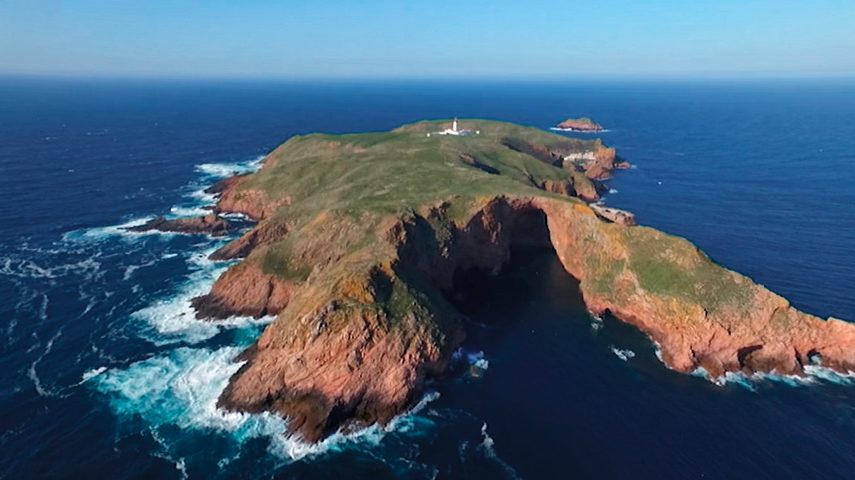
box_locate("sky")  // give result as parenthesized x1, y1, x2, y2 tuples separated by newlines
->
(1, 0, 854, 79)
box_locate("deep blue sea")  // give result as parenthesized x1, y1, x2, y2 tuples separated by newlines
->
(1, 78, 854, 479)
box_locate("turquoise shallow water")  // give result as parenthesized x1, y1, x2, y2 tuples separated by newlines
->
(0, 78, 854, 479)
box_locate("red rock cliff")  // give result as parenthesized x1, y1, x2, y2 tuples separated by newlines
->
(204, 193, 855, 443)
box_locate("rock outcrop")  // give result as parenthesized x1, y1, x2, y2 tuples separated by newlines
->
(191, 262, 295, 319)
(555, 117, 604, 132)
(126, 214, 232, 236)
(213, 176, 289, 221)
(590, 204, 636, 226)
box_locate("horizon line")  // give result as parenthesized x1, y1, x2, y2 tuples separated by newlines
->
(2, 71, 855, 84)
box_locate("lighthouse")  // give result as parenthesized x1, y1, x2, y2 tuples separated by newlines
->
(435, 117, 475, 136)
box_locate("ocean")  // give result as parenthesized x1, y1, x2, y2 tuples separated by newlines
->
(1, 77, 854, 479)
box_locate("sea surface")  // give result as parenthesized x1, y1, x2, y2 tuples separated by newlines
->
(1, 78, 854, 479)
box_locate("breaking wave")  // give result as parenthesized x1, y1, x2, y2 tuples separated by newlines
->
(692, 365, 855, 391)
(610, 347, 636, 361)
(93, 345, 442, 463)
(195, 156, 264, 179)
(63, 216, 161, 242)
(131, 238, 271, 346)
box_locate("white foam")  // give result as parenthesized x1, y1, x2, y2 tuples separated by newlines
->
(0, 255, 102, 280)
(689, 364, 855, 390)
(123, 258, 160, 281)
(608, 188, 619, 194)
(123, 240, 271, 344)
(96, 346, 442, 463)
(195, 156, 265, 179)
(169, 205, 211, 217)
(473, 358, 489, 371)
(82, 366, 107, 382)
(219, 212, 249, 220)
(96, 347, 249, 428)
(63, 216, 173, 242)
(589, 312, 604, 332)
(65, 156, 263, 244)
(477, 422, 522, 480)
(270, 389, 441, 460)
(611, 347, 636, 361)
(28, 326, 65, 398)
(132, 257, 273, 345)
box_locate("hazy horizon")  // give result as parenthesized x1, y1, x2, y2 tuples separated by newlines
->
(2, 0, 854, 80)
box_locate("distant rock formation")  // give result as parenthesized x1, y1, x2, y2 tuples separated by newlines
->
(555, 117, 604, 132)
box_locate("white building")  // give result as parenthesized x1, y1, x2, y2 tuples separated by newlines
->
(428, 117, 479, 137)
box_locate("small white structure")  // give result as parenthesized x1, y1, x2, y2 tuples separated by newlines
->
(432, 117, 478, 137)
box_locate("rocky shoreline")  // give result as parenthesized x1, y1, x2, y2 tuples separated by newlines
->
(126, 214, 233, 236)
(181, 119, 855, 443)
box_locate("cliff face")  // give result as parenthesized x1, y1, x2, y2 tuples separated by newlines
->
(213, 175, 289, 221)
(191, 119, 855, 443)
(532, 198, 855, 378)
(191, 261, 295, 319)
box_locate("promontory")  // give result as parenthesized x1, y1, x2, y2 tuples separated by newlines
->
(186, 119, 855, 443)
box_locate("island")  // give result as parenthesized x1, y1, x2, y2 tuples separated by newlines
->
(554, 117, 604, 132)
(184, 119, 855, 443)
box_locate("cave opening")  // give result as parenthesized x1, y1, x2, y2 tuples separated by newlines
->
(446, 207, 584, 324)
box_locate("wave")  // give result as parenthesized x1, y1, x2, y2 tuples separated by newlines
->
(195, 156, 265, 179)
(63, 216, 165, 242)
(588, 312, 604, 331)
(122, 257, 161, 281)
(610, 347, 636, 361)
(66, 156, 264, 244)
(133, 245, 272, 346)
(169, 205, 212, 218)
(691, 365, 855, 391)
(94, 346, 443, 464)
(81, 366, 108, 382)
(269, 388, 442, 461)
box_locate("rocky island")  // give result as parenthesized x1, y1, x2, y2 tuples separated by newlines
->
(185, 119, 855, 443)
(555, 117, 604, 132)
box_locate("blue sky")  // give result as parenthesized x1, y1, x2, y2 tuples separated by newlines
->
(1, 0, 853, 78)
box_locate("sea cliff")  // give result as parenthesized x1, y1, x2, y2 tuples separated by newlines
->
(190, 119, 855, 442)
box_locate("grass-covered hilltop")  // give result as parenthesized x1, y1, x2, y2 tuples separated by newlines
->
(190, 119, 855, 443)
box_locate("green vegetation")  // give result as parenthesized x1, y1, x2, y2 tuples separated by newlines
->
(240, 119, 600, 275)
(244, 119, 596, 218)
(619, 227, 753, 313)
(238, 119, 754, 318)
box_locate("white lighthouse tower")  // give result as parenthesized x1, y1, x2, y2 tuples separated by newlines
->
(435, 117, 474, 136)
